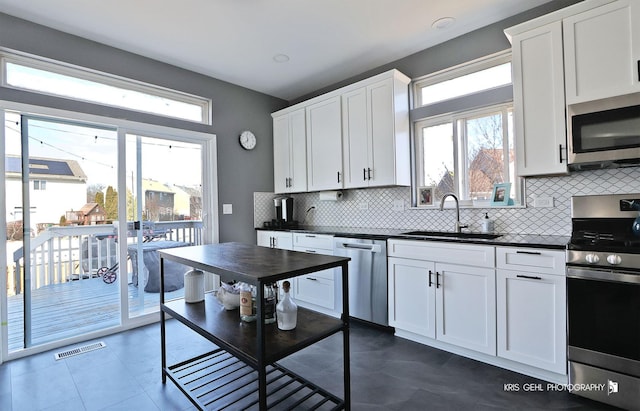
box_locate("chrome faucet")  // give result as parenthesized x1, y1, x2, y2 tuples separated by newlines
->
(439, 193, 469, 233)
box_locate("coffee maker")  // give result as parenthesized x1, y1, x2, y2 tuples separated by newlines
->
(272, 197, 296, 228)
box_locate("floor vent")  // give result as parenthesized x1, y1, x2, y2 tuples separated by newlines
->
(54, 341, 106, 360)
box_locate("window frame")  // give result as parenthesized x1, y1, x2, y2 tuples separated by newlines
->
(410, 51, 522, 208)
(413, 51, 512, 108)
(0, 50, 212, 125)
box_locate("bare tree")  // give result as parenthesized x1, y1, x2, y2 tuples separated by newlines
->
(467, 114, 505, 198)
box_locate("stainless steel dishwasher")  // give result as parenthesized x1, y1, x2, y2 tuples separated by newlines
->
(333, 237, 388, 327)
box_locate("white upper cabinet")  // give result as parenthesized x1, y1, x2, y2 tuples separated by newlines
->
(272, 69, 410, 193)
(342, 73, 410, 189)
(563, 0, 640, 104)
(505, 0, 626, 177)
(306, 96, 343, 191)
(273, 108, 307, 193)
(510, 21, 568, 176)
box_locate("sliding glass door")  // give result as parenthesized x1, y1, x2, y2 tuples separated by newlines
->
(2, 109, 213, 355)
(125, 132, 203, 318)
(4, 113, 120, 351)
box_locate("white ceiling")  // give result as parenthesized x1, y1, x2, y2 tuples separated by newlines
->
(0, 0, 553, 101)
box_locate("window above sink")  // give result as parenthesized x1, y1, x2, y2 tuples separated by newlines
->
(410, 51, 523, 209)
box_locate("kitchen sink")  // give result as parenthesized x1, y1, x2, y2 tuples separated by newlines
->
(401, 230, 502, 240)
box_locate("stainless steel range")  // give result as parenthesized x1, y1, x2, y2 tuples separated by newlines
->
(566, 194, 640, 410)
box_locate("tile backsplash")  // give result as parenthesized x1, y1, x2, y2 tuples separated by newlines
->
(254, 167, 640, 237)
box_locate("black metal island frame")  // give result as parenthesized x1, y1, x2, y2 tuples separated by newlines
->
(159, 242, 351, 410)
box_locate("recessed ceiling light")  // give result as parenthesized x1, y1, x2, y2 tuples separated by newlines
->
(273, 54, 290, 63)
(432, 17, 455, 30)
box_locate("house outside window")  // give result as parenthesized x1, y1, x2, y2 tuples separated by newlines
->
(33, 180, 46, 190)
(411, 51, 519, 206)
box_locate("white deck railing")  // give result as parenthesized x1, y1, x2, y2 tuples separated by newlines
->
(9, 221, 203, 296)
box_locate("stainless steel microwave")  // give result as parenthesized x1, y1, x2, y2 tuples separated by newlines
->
(568, 93, 640, 169)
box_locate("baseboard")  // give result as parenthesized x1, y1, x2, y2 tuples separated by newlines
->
(394, 329, 568, 385)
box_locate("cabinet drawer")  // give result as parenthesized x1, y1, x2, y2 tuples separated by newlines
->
(496, 247, 565, 276)
(293, 233, 334, 250)
(293, 246, 335, 280)
(388, 239, 495, 268)
(294, 275, 334, 309)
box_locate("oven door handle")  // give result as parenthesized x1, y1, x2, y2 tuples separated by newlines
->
(567, 266, 640, 284)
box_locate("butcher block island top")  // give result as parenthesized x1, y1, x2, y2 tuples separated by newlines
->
(158, 242, 351, 410)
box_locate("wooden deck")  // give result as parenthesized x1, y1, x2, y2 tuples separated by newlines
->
(7, 276, 184, 352)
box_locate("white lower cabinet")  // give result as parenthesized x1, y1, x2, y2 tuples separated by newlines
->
(388, 257, 436, 338)
(258, 231, 339, 316)
(256, 230, 293, 250)
(437, 263, 496, 355)
(389, 239, 567, 382)
(292, 233, 340, 318)
(496, 247, 566, 374)
(388, 240, 496, 355)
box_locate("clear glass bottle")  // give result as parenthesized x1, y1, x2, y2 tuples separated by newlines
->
(239, 282, 256, 322)
(276, 281, 297, 330)
(264, 283, 277, 324)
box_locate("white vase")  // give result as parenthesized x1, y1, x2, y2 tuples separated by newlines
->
(184, 269, 204, 303)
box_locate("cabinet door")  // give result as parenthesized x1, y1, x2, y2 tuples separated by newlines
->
(512, 21, 567, 176)
(273, 115, 291, 193)
(342, 87, 369, 189)
(292, 243, 339, 316)
(272, 232, 293, 250)
(436, 263, 496, 355)
(256, 231, 292, 250)
(388, 257, 436, 338)
(563, 0, 640, 104)
(273, 109, 307, 193)
(497, 269, 566, 374)
(368, 78, 397, 187)
(288, 108, 307, 193)
(306, 97, 343, 191)
(294, 275, 335, 309)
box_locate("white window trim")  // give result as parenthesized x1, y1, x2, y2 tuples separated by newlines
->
(0, 49, 212, 125)
(412, 104, 520, 209)
(411, 51, 523, 209)
(413, 50, 512, 108)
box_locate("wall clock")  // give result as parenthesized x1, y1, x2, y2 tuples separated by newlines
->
(239, 130, 256, 150)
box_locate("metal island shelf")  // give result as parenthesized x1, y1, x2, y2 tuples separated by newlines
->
(159, 242, 351, 410)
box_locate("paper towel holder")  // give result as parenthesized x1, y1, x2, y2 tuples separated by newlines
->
(319, 191, 343, 201)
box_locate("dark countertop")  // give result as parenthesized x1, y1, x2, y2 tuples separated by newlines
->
(256, 226, 569, 250)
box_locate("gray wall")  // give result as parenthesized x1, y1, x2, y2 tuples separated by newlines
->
(0, 12, 287, 244)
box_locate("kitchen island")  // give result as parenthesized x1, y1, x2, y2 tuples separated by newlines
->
(159, 242, 351, 410)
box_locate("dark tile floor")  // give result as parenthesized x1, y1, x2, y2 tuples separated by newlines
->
(0, 320, 617, 410)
